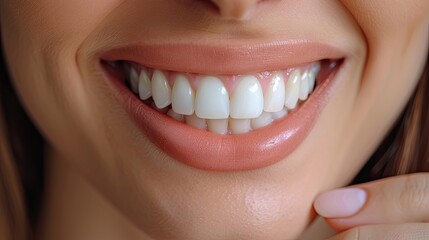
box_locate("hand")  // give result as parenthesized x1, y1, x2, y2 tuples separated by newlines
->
(313, 173, 429, 240)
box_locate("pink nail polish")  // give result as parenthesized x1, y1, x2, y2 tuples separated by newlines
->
(314, 188, 367, 218)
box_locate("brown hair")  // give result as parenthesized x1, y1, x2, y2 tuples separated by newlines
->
(353, 55, 429, 183)
(0, 46, 45, 239)
(0, 50, 428, 240)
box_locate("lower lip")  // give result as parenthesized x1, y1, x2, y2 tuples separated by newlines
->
(104, 62, 341, 171)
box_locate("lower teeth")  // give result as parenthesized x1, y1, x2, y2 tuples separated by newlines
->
(137, 97, 299, 135)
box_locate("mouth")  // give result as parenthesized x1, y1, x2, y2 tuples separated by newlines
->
(100, 42, 344, 171)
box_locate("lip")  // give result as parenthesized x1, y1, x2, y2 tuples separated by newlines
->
(100, 41, 345, 171)
(101, 40, 344, 75)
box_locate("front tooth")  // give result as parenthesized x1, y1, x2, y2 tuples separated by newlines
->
(138, 70, 152, 100)
(195, 76, 229, 119)
(299, 71, 309, 101)
(230, 75, 264, 119)
(151, 70, 172, 109)
(130, 68, 139, 94)
(251, 112, 273, 130)
(229, 119, 252, 134)
(264, 73, 286, 112)
(207, 119, 228, 135)
(185, 114, 207, 130)
(172, 75, 194, 115)
(284, 70, 301, 110)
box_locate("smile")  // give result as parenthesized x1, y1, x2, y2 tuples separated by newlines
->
(101, 41, 345, 171)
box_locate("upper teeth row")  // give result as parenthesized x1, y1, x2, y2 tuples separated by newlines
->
(126, 63, 320, 120)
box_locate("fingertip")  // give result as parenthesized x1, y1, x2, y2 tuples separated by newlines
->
(314, 188, 367, 219)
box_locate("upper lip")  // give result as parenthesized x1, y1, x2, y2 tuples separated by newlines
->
(100, 39, 345, 74)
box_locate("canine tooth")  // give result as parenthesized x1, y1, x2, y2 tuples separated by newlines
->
(264, 73, 286, 113)
(284, 70, 301, 110)
(130, 68, 139, 94)
(138, 70, 152, 100)
(251, 112, 273, 130)
(172, 75, 194, 115)
(271, 108, 288, 120)
(207, 119, 228, 135)
(230, 75, 263, 119)
(167, 109, 185, 122)
(195, 76, 229, 119)
(152, 70, 172, 109)
(185, 114, 207, 130)
(299, 71, 309, 101)
(229, 119, 252, 134)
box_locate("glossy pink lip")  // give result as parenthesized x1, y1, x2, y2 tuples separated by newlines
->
(101, 40, 344, 74)
(101, 41, 344, 171)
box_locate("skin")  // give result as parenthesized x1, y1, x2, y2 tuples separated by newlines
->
(1, 0, 429, 239)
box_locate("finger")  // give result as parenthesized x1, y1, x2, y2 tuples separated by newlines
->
(328, 223, 429, 240)
(314, 173, 429, 232)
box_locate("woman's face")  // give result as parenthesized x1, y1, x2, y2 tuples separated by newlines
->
(2, 1, 428, 239)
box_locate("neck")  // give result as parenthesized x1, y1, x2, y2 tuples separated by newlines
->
(36, 148, 149, 240)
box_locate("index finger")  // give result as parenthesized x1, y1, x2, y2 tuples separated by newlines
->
(314, 173, 429, 232)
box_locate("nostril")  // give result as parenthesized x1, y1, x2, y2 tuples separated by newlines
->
(194, 0, 221, 14)
(193, 0, 261, 20)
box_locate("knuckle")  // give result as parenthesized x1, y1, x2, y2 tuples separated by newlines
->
(397, 174, 429, 220)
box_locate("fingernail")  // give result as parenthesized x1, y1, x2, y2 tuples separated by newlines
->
(314, 188, 367, 218)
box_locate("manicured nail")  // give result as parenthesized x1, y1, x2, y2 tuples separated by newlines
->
(314, 188, 367, 218)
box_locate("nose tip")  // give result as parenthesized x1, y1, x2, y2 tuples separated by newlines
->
(210, 0, 263, 20)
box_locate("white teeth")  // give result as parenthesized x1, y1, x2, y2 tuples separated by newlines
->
(130, 68, 139, 94)
(167, 109, 185, 122)
(229, 119, 252, 134)
(299, 71, 310, 101)
(312, 62, 321, 75)
(151, 101, 170, 114)
(124, 60, 324, 134)
(271, 108, 288, 120)
(172, 75, 194, 115)
(138, 70, 152, 100)
(207, 119, 228, 135)
(308, 62, 320, 94)
(195, 76, 230, 119)
(284, 70, 301, 110)
(251, 112, 273, 130)
(264, 73, 286, 112)
(230, 75, 264, 119)
(151, 70, 172, 109)
(308, 70, 316, 93)
(185, 114, 207, 130)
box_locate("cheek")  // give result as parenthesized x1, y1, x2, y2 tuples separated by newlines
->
(341, 0, 429, 103)
(341, 0, 429, 40)
(0, 0, 125, 177)
(0, 0, 123, 129)
(332, 0, 429, 180)
(1, 1, 123, 49)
